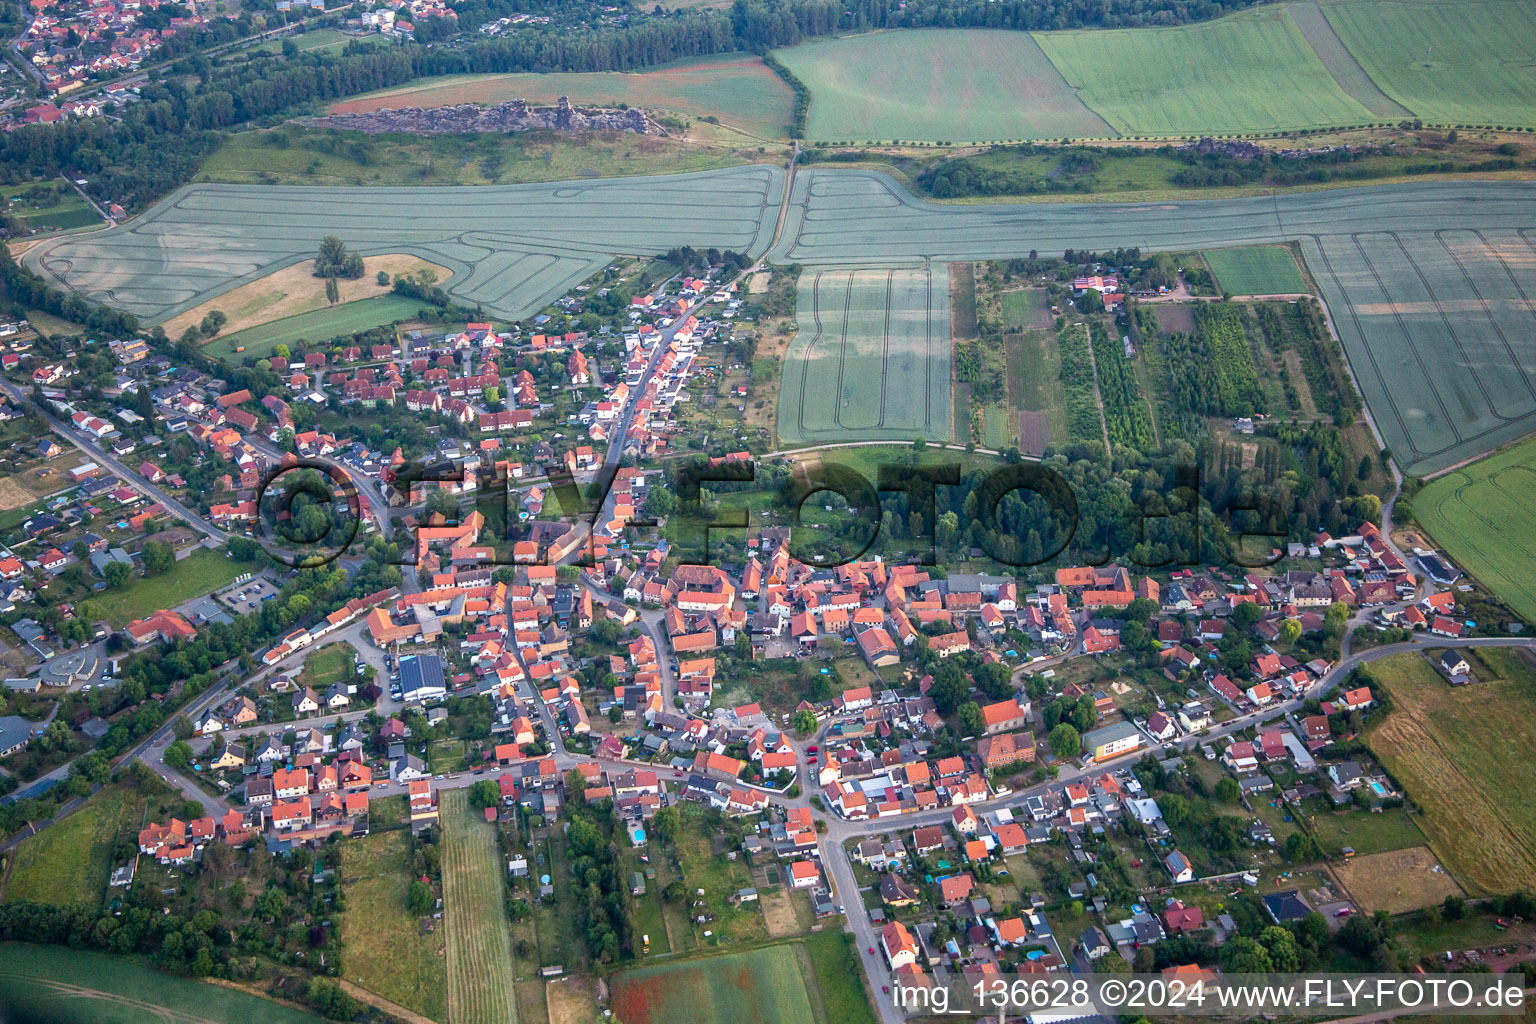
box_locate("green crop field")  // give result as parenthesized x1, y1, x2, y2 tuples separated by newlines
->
(1035, 6, 1373, 136)
(340, 828, 447, 1021)
(25, 166, 785, 325)
(1322, 0, 1536, 128)
(0, 943, 323, 1023)
(329, 55, 796, 140)
(4, 787, 140, 908)
(773, 29, 1114, 143)
(440, 788, 518, 1024)
(1287, 1, 1411, 119)
(1414, 436, 1536, 625)
(1202, 245, 1309, 296)
(1367, 650, 1536, 893)
(204, 294, 429, 361)
(89, 549, 246, 627)
(610, 945, 819, 1024)
(777, 266, 953, 446)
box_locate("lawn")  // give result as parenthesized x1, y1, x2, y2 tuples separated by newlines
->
(439, 788, 519, 1024)
(777, 266, 953, 445)
(202, 294, 432, 361)
(0, 943, 323, 1023)
(1365, 650, 1536, 893)
(1034, 5, 1374, 136)
(999, 289, 1048, 331)
(1304, 804, 1427, 857)
(1413, 435, 1536, 626)
(329, 55, 796, 141)
(1322, 0, 1536, 128)
(339, 828, 447, 1021)
(1202, 245, 1308, 297)
(3, 786, 139, 908)
(609, 945, 818, 1024)
(300, 643, 355, 692)
(88, 548, 246, 627)
(775, 29, 1114, 143)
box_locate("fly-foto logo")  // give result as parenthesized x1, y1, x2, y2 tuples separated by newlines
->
(250, 454, 1292, 572)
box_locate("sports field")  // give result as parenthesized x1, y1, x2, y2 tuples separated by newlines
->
(1414, 436, 1536, 626)
(0, 942, 323, 1023)
(329, 55, 796, 140)
(1366, 649, 1536, 893)
(1036, 6, 1372, 136)
(777, 266, 952, 446)
(610, 946, 818, 1024)
(1202, 245, 1309, 296)
(439, 788, 518, 1024)
(773, 29, 1114, 143)
(24, 166, 785, 325)
(1323, 0, 1536, 128)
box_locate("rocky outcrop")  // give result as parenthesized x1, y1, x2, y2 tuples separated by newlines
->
(299, 96, 653, 136)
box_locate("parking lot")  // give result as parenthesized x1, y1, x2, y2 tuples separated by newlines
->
(215, 574, 278, 615)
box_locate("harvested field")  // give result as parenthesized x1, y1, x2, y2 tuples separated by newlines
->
(1333, 846, 1462, 914)
(1202, 245, 1308, 296)
(546, 976, 605, 1024)
(1017, 410, 1051, 456)
(1366, 652, 1536, 894)
(1322, 0, 1536, 129)
(1414, 436, 1536, 626)
(162, 254, 450, 340)
(440, 789, 518, 1024)
(777, 266, 952, 445)
(760, 888, 801, 938)
(328, 56, 795, 140)
(1035, 6, 1373, 136)
(1151, 304, 1197, 334)
(609, 946, 817, 1024)
(0, 477, 34, 512)
(775, 29, 1114, 143)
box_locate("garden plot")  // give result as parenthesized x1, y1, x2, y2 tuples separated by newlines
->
(23, 166, 786, 325)
(777, 265, 952, 446)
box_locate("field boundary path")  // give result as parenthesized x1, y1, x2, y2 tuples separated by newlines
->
(337, 979, 440, 1024)
(440, 788, 519, 1024)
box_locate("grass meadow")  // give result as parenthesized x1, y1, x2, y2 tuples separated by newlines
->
(3, 787, 141, 908)
(328, 55, 796, 140)
(440, 788, 519, 1024)
(1202, 245, 1309, 296)
(1366, 649, 1536, 893)
(774, 29, 1114, 143)
(1413, 435, 1536, 627)
(339, 827, 448, 1021)
(89, 548, 246, 627)
(203, 294, 428, 360)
